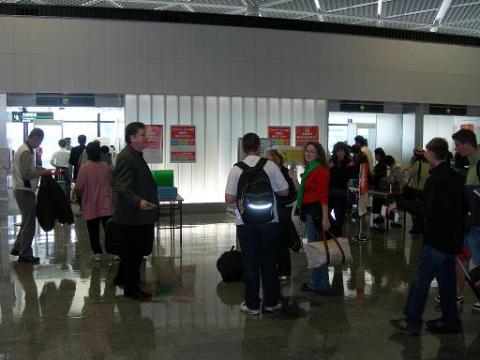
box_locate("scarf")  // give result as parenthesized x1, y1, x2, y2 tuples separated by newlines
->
(296, 160, 320, 209)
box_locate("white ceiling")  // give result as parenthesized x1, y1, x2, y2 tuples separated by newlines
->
(5, 0, 480, 38)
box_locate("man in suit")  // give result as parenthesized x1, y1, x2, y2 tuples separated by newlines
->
(113, 122, 159, 299)
(68, 134, 87, 181)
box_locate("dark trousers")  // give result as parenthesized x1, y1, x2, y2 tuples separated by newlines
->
(237, 222, 280, 310)
(86, 216, 111, 254)
(329, 195, 347, 237)
(115, 224, 154, 292)
(404, 246, 459, 330)
(277, 207, 293, 276)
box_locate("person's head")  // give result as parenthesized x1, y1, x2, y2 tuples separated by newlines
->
(412, 146, 426, 162)
(58, 139, 66, 148)
(425, 137, 450, 166)
(100, 145, 110, 154)
(242, 133, 260, 155)
(266, 149, 284, 167)
(125, 122, 147, 151)
(452, 129, 478, 158)
(331, 142, 350, 164)
(350, 144, 361, 155)
(354, 135, 366, 147)
(78, 135, 87, 145)
(374, 147, 386, 162)
(384, 155, 395, 168)
(303, 141, 328, 168)
(86, 141, 101, 162)
(27, 128, 44, 149)
(109, 145, 116, 152)
(64, 137, 71, 149)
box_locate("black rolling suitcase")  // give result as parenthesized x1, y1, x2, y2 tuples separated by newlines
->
(456, 258, 480, 301)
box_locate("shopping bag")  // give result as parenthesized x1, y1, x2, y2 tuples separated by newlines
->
(304, 232, 353, 269)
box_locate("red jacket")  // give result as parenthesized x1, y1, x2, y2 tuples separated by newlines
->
(302, 166, 330, 206)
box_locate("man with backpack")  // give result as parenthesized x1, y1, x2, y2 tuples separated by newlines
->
(452, 129, 480, 312)
(225, 133, 288, 315)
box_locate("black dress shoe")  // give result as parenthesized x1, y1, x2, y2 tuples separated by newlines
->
(390, 318, 420, 336)
(10, 249, 19, 256)
(426, 318, 462, 334)
(124, 289, 151, 300)
(18, 256, 40, 263)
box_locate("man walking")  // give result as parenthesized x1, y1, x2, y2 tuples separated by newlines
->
(391, 138, 465, 335)
(452, 129, 480, 312)
(113, 122, 159, 299)
(69, 134, 87, 181)
(11, 128, 51, 263)
(225, 133, 288, 315)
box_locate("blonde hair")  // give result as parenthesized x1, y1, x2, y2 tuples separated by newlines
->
(266, 149, 284, 166)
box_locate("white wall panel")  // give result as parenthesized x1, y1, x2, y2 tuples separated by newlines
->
(256, 98, 268, 138)
(192, 96, 205, 201)
(402, 114, 415, 165)
(166, 95, 179, 186)
(304, 100, 315, 124)
(376, 114, 403, 163)
(178, 96, 193, 202)
(205, 97, 219, 200)
(218, 97, 231, 201)
(281, 99, 292, 127)
(124, 95, 138, 125)
(231, 98, 243, 164)
(268, 98, 280, 126)
(243, 98, 255, 134)
(138, 95, 151, 124)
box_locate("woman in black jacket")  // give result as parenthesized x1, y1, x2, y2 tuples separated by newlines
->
(266, 149, 299, 280)
(329, 142, 355, 237)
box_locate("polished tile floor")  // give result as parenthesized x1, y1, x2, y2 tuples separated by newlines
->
(0, 212, 479, 360)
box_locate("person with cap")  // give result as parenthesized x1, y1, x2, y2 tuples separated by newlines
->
(11, 128, 52, 263)
(404, 146, 430, 234)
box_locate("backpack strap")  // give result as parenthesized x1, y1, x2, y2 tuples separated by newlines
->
(254, 157, 268, 170)
(235, 161, 250, 172)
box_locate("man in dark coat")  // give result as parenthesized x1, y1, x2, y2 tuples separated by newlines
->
(113, 122, 159, 300)
(391, 137, 465, 335)
(68, 134, 87, 181)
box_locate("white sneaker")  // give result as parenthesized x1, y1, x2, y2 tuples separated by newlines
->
(264, 303, 282, 313)
(240, 302, 260, 315)
(92, 254, 102, 262)
(472, 302, 480, 313)
(434, 295, 464, 305)
(111, 255, 121, 261)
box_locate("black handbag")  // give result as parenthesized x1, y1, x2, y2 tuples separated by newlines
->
(105, 219, 124, 255)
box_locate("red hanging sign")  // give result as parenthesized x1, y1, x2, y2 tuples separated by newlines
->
(295, 126, 319, 146)
(268, 126, 291, 146)
(170, 125, 196, 163)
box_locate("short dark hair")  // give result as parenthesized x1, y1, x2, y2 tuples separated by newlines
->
(28, 128, 44, 140)
(125, 122, 146, 144)
(86, 141, 101, 162)
(58, 139, 66, 148)
(100, 145, 110, 154)
(452, 129, 477, 148)
(374, 147, 386, 159)
(384, 155, 395, 167)
(78, 135, 87, 144)
(426, 137, 450, 161)
(242, 133, 260, 153)
(354, 135, 366, 146)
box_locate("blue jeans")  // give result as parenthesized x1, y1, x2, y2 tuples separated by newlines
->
(404, 246, 459, 330)
(465, 226, 480, 266)
(237, 223, 280, 310)
(306, 214, 329, 292)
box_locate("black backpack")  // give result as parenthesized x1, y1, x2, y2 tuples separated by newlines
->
(217, 246, 243, 282)
(235, 158, 275, 224)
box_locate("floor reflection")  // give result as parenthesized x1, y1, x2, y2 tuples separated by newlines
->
(0, 213, 479, 359)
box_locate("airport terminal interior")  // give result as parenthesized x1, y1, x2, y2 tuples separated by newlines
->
(0, 1, 480, 359)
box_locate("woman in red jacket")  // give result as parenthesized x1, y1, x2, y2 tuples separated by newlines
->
(297, 141, 331, 294)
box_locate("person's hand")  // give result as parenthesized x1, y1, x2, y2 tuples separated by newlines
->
(139, 199, 155, 211)
(322, 216, 330, 232)
(39, 169, 52, 176)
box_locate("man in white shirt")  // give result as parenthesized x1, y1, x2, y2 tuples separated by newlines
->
(50, 139, 71, 186)
(225, 133, 288, 315)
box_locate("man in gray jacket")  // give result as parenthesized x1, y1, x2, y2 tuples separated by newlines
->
(11, 128, 51, 263)
(113, 122, 159, 299)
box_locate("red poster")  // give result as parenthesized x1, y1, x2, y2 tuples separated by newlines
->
(460, 124, 474, 131)
(295, 126, 319, 146)
(143, 125, 163, 163)
(268, 126, 291, 146)
(170, 125, 196, 163)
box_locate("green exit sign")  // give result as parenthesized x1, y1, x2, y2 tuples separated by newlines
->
(12, 112, 54, 123)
